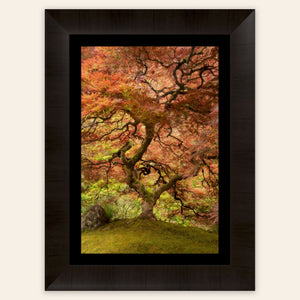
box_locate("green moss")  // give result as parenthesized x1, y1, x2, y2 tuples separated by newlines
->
(140, 185, 152, 202)
(81, 218, 218, 254)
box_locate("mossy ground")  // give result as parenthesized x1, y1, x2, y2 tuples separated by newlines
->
(81, 218, 218, 254)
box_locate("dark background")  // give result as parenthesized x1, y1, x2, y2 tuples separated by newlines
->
(70, 35, 230, 266)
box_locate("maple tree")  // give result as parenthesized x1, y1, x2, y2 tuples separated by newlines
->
(81, 46, 219, 222)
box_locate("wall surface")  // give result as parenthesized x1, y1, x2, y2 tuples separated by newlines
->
(1, 1, 300, 299)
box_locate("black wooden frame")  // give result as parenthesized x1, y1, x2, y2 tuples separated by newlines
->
(45, 9, 255, 290)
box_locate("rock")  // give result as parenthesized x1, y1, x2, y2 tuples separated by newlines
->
(81, 205, 109, 231)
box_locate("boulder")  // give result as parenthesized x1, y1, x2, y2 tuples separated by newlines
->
(81, 204, 109, 231)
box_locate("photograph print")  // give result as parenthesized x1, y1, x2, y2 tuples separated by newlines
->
(80, 46, 220, 254)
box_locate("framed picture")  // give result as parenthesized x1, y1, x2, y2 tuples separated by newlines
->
(45, 9, 255, 290)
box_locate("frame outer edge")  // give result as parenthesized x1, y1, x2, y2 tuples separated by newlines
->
(230, 10, 255, 290)
(45, 11, 70, 290)
(45, 9, 255, 290)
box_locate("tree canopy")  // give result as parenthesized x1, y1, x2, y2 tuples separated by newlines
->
(81, 46, 219, 224)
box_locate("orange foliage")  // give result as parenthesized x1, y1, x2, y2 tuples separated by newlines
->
(81, 46, 219, 217)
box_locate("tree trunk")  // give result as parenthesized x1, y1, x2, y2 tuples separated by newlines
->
(139, 200, 156, 220)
